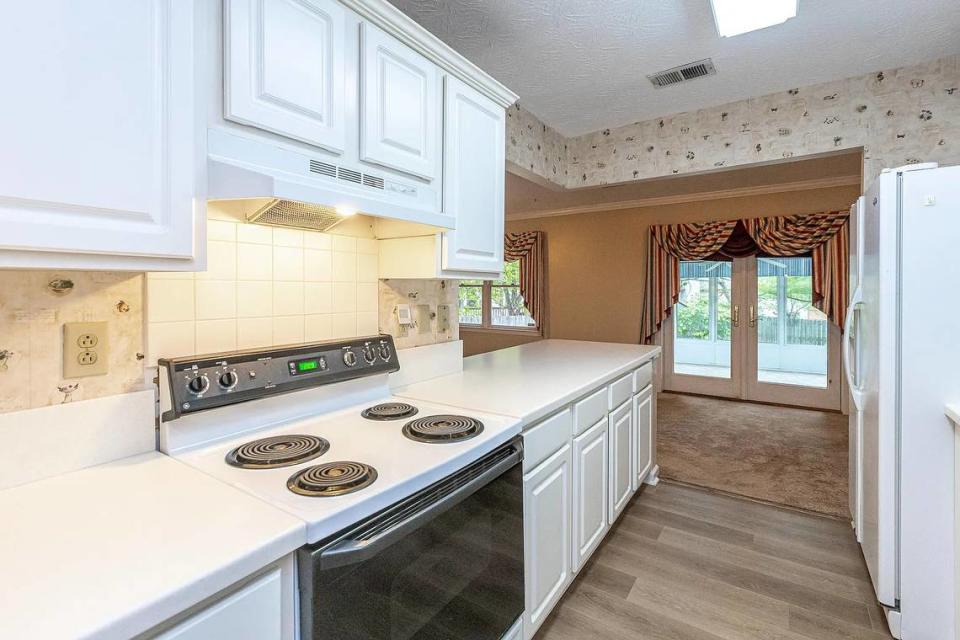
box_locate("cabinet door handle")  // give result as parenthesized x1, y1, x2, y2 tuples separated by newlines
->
(749, 305, 757, 328)
(732, 305, 740, 327)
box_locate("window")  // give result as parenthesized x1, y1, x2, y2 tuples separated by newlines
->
(458, 261, 537, 331)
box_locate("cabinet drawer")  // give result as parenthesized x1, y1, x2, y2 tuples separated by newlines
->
(574, 387, 607, 436)
(523, 409, 572, 473)
(608, 373, 633, 410)
(633, 362, 652, 393)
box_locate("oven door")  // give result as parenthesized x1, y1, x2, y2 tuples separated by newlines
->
(298, 438, 524, 640)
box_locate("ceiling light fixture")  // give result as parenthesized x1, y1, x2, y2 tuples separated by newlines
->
(710, 0, 797, 37)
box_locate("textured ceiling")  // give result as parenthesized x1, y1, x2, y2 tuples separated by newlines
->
(391, 0, 960, 136)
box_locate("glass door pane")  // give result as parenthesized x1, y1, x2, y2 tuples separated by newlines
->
(755, 257, 828, 388)
(673, 260, 733, 379)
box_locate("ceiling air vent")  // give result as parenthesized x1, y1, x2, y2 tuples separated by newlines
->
(648, 58, 716, 88)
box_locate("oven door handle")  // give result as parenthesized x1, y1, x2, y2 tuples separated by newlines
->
(319, 443, 522, 570)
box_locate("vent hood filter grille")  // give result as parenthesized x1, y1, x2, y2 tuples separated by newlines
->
(248, 199, 346, 232)
(648, 58, 717, 88)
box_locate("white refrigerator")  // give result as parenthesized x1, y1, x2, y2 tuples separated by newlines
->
(845, 163, 960, 639)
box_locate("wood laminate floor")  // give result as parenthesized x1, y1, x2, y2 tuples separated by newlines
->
(534, 481, 890, 640)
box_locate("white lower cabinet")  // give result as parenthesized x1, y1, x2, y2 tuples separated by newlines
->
(633, 385, 654, 490)
(608, 399, 633, 523)
(521, 362, 658, 637)
(572, 418, 609, 572)
(523, 443, 572, 640)
(154, 568, 282, 640)
(147, 555, 297, 640)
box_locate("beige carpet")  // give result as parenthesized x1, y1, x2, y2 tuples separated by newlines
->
(657, 392, 849, 517)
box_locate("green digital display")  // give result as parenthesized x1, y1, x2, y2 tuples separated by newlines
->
(297, 360, 319, 372)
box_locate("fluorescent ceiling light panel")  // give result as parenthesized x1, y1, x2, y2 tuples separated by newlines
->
(710, 0, 798, 37)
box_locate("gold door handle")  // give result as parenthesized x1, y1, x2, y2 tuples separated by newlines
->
(732, 305, 740, 327)
(749, 305, 757, 328)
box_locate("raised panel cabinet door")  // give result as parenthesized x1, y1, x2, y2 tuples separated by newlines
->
(360, 22, 439, 181)
(609, 399, 633, 523)
(0, 0, 199, 262)
(572, 417, 609, 573)
(441, 76, 505, 274)
(633, 386, 654, 491)
(156, 567, 283, 639)
(225, 0, 346, 153)
(523, 443, 571, 640)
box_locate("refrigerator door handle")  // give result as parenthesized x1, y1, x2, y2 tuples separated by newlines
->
(843, 286, 865, 410)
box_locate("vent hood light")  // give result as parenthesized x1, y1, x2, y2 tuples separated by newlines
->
(335, 204, 357, 217)
(710, 0, 797, 37)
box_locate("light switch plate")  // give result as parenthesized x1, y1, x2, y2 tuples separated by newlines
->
(415, 304, 432, 334)
(63, 321, 109, 378)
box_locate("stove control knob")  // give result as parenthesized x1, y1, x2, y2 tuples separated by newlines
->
(218, 370, 239, 390)
(342, 350, 357, 367)
(186, 374, 210, 396)
(362, 345, 377, 364)
(378, 343, 392, 362)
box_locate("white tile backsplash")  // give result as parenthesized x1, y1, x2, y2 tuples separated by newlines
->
(236, 243, 272, 280)
(273, 281, 305, 316)
(195, 281, 237, 320)
(196, 319, 237, 354)
(331, 282, 357, 313)
(332, 252, 357, 282)
(273, 246, 304, 281)
(304, 249, 333, 282)
(147, 220, 381, 363)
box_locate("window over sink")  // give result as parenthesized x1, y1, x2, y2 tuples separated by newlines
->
(459, 261, 538, 332)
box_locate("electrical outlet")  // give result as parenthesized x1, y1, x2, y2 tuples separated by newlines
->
(63, 321, 109, 378)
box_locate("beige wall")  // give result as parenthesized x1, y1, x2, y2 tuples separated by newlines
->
(463, 183, 860, 356)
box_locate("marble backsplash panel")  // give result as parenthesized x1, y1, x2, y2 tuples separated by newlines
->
(379, 279, 458, 351)
(0, 271, 145, 413)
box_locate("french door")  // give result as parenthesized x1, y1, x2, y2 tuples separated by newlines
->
(663, 256, 842, 410)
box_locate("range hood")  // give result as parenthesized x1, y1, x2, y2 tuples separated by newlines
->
(207, 128, 454, 231)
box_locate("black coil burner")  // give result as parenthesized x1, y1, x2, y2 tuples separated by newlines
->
(225, 434, 329, 469)
(287, 461, 378, 497)
(402, 415, 484, 443)
(361, 402, 419, 421)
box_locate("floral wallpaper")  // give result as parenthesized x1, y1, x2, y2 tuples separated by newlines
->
(506, 103, 570, 184)
(507, 55, 960, 189)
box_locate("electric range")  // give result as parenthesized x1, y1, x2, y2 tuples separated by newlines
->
(158, 335, 521, 543)
(158, 336, 525, 640)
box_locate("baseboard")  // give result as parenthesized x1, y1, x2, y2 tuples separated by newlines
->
(644, 464, 661, 486)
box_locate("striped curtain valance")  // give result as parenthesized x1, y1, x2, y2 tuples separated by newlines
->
(640, 210, 850, 344)
(504, 231, 544, 328)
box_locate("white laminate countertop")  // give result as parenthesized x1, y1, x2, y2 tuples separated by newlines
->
(0, 452, 305, 640)
(396, 339, 661, 426)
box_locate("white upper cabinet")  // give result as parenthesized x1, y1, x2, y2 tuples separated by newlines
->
(224, 0, 347, 154)
(0, 0, 203, 270)
(359, 23, 440, 181)
(441, 76, 506, 275)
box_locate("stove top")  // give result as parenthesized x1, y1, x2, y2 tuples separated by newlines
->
(402, 415, 484, 443)
(360, 402, 418, 421)
(171, 395, 519, 542)
(225, 434, 330, 469)
(287, 461, 378, 497)
(158, 336, 522, 543)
